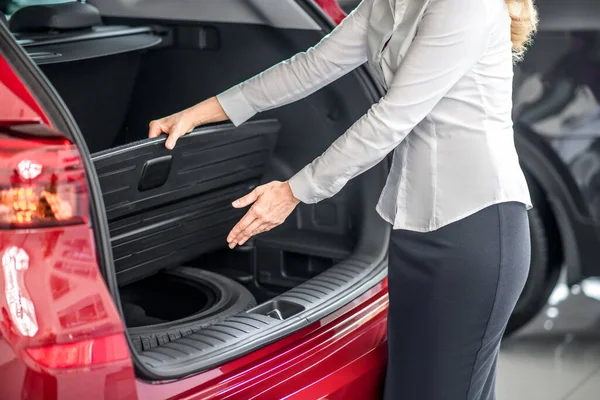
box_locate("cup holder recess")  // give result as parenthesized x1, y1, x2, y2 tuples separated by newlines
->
(249, 300, 305, 321)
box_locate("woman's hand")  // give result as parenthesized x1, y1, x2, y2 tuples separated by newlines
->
(227, 181, 300, 248)
(148, 110, 195, 150)
(148, 97, 228, 149)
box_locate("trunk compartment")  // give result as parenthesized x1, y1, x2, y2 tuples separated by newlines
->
(14, 6, 389, 377)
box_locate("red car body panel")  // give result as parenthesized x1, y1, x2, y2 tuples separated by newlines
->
(0, 2, 390, 398)
(0, 55, 137, 400)
(136, 282, 388, 400)
(314, 0, 347, 25)
(0, 55, 48, 125)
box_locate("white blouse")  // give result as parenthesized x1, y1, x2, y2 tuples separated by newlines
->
(217, 0, 533, 232)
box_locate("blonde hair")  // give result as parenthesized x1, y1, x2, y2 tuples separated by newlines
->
(505, 0, 539, 59)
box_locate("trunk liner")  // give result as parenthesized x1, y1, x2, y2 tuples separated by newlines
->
(92, 120, 279, 284)
(135, 257, 381, 375)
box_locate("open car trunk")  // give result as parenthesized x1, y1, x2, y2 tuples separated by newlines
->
(14, 1, 389, 380)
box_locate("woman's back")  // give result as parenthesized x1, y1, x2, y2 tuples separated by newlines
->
(380, 0, 530, 231)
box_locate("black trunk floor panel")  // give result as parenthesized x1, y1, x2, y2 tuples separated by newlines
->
(92, 120, 279, 285)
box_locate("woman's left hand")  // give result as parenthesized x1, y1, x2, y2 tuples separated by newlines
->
(227, 181, 300, 248)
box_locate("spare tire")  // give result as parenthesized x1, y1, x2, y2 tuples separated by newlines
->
(120, 267, 256, 352)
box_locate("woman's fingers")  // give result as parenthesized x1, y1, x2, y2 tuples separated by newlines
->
(148, 120, 165, 139)
(232, 187, 262, 209)
(227, 210, 257, 248)
(236, 220, 270, 247)
(165, 126, 186, 150)
(227, 181, 300, 249)
(228, 187, 266, 247)
(148, 113, 193, 149)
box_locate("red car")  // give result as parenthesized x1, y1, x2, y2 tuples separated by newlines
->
(0, 1, 389, 399)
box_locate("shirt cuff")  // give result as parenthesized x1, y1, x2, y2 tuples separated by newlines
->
(288, 165, 324, 204)
(216, 85, 257, 127)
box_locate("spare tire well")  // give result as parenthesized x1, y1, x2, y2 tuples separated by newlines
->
(124, 267, 257, 353)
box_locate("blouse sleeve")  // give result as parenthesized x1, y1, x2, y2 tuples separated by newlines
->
(288, 0, 492, 203)
(216, 0, 373, 126)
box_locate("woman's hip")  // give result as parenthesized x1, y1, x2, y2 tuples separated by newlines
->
(386, 201, 531, 347)
(388, 201, 530, 290)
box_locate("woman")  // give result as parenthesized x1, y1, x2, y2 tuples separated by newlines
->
(148, 0, 538, 398)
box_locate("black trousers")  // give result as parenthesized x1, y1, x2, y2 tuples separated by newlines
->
(383, 202, 530, 400)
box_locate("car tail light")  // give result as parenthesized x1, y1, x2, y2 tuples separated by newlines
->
(314, 0, 347, 25)
(0, 54, 131, 375)
(0, 129, 87, 228)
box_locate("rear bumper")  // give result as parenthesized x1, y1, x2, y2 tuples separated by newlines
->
(135, 279, 389, 400)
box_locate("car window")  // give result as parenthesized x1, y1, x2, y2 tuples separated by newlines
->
(0, 0, 76, 17)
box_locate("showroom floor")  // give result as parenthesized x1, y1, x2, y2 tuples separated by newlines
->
(497, 276, 600, 399)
